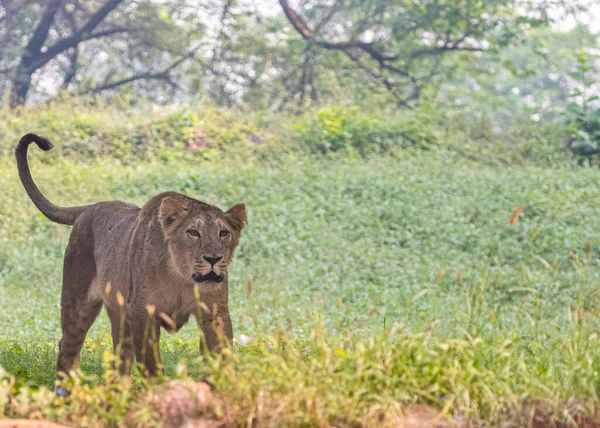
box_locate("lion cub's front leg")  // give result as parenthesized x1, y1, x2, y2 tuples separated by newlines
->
(197, 298, 233, 353)
(129, 305, 164, 377)
(106, 309, 135, 376)
(199, 313, 233, 353)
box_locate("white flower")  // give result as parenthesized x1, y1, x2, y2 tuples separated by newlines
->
(237, 334, 251, 346)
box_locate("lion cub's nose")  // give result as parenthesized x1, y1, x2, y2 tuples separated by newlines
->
(203, 255, 223, 266)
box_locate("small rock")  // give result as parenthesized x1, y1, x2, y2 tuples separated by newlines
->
(393, 405, 450, 428)
(125, 380, 212, 428)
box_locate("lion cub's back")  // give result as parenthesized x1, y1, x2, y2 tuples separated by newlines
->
(79, 201, 141, 304)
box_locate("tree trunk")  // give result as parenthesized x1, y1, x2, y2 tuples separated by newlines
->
(10, 66, 34, 108)
(9, 0, 63, 107)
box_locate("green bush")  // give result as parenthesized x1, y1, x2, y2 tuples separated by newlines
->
(1, 99, 600, 425)
(294, 106, 439, 155)
(0, 96, 580, 167)
(565, 51, 600, 162)
(0, 98, 265, 161)
(567, 107, 600, 160)
(431, 105, 572, 167)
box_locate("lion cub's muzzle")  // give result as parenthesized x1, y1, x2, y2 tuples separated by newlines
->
(191, 255, 226, 283)
(192, 271, 225, 283)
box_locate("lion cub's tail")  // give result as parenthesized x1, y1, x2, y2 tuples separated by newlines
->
(16, 134, 89, 225)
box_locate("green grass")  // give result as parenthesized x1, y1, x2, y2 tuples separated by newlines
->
(1, 139, 600, 425)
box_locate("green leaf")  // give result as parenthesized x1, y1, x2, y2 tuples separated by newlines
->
(570, 88, 582, 97)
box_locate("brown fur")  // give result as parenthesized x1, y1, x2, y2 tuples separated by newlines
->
(16, 134, 247, 382)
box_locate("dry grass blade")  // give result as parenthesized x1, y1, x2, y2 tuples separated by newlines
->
(510, 206, 524, 225)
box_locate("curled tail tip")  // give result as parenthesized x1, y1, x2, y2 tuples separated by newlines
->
(18, 133, 53, 152)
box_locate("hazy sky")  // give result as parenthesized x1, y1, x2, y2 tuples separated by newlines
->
(554, 4, 600, 32)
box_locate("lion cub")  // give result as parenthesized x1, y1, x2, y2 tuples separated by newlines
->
(16, 134, 246, 382)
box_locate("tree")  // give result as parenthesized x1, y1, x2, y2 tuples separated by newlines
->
(1, 0, 593, 110)
(0, 0, 206, 106)
(277, 0, 592, 107)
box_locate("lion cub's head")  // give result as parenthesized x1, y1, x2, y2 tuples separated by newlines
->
(158, 195, 246, 286)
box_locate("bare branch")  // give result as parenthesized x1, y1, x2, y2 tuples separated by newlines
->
(32, 0, 125, 70)
(90, 72, 169, 93)
(279, 0, 398, 61)
(343, 49, 417, 107)
(410, 34, 484, 59)
(207, 0, 234, 72)
(278, 0, 495, 106)
(313, 0, 343, 34)
(71, 0, 91, 16)
(88, 27, 137, 39)
(25, 0, 62, 58)
(62, 47, 78, 90)
(85, 51, 195, 94)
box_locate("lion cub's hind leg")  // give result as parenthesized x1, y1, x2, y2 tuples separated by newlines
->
(56, 230, 102, 384)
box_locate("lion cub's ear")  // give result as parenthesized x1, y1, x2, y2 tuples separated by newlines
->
(159, 196, 189, 237)
(225, 203, 247, 232)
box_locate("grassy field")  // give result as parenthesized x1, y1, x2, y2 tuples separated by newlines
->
(1, 127, 600, 425)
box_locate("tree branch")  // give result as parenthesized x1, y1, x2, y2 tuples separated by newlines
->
(85, 52, 193, 94)
(91, 27, 136, 39)
(279, 0, 398, 62)
(25, 0, 62, 58)
(410, 34, 484, 59)
(313, 0, 343, 34)
(207, 0, 233, 72)
(90, 72, 169, 93)
(32, 0, 125, 70)
(62, 46, 78, 90)
(343, 48, 417, 107)
(278, 0, 494, 107)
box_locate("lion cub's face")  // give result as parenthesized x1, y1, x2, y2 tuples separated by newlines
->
(158, 196, 246, 285)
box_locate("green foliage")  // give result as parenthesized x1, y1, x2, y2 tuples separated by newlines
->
(0, 133, 597, 418)
(0, 97, 575, 169)
(0, 99, 264, 161)
(294, 106, 438, 155)
(2, 0, 587, 111)
(440, 26, 599, 129)
(3, 322, 600, 426)
(0, 0, 209, 105)
(0, 101, 595, 424)
(564, 51, 600, 161)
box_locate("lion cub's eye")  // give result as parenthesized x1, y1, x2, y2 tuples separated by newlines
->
(187, 229, 200, 238)
(219, 230, 230, 238)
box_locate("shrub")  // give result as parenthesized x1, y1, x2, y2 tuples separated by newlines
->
(294, 106, 439, 155)
(565, 51, 600, 162)
(0, 98, 265, 161)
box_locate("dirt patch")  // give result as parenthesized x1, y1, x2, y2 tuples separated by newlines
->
(499, 398, 600, 427)
(0, 422, 70, 428)
(376, 404, 454, 427)
(125, 380, 213, 427)
(186, 129, 208, 152)
(123, 380, 459, 427)
(6, 386, 600, 428)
